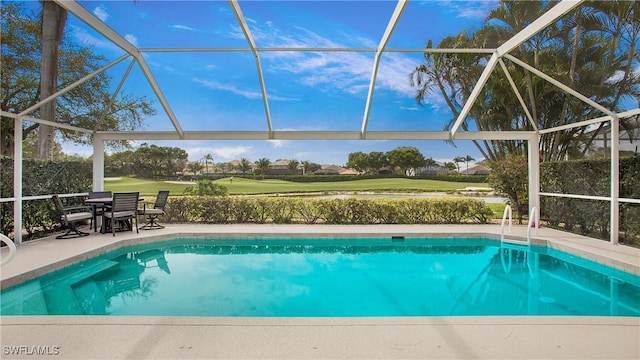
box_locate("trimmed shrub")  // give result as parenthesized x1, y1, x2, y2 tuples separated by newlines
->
(1, 157, 92, 238)
(540, 156, 640, 246)
(162, 196, 493, 225)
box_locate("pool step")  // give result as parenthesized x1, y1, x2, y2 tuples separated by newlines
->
(72, 281, 108, 315)
(42, 260, 119, 315)
(0, 280, 48, 315)
(58, 260, 120, 286)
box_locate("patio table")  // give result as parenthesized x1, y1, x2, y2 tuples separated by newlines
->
(85, 197, 144, 233)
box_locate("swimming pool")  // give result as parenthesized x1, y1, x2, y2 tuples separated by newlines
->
(2, 237, 639, 316)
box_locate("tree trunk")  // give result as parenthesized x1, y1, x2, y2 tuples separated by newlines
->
(38, 1, 67, 159)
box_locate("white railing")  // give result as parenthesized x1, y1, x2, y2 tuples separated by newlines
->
(527, 206, 539, 244)
(0, 233, 17, 266)
(500, 204, 512, 243)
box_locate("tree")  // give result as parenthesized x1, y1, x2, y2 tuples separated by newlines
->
(105, 144, 187, 178)
(183, 180, 228, 196)
(424, 157, 437, 174)
(1, 3, 155, 157)
(217, 162, 229, 175)
(186, 161, 203, 176)
(237, 157, 252, 174)
(487, 154, 529, 223)
(443, 162, 457, 173)
(453, 156, 465, 173)
(302, 160, 321, 174)
(202, 154, 213, 175)
(410, 0, 639, 162)
(254, 157, 271, 177)
(287, 159, 300, 174)
(367, 151, 389, 174)
(387, 146, 424, 175)
(38, 0, 67, 159)
(346, 151, 367, 173)
(463, 155, 475, 173)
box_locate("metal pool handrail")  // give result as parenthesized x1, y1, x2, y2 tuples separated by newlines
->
(501, 204, 512, 243)
(0, 233, 17, 266)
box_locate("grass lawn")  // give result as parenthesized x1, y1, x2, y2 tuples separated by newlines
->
(105, 176, 490, 196)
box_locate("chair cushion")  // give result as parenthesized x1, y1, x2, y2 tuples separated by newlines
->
(64, 212, 93, 222)
(141, 209, 164, 215)
(104, 210, 136, 218)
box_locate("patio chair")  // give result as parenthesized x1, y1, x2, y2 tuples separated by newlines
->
(88, 191, 112, 232)
(102, 192, 140, 236)
(52, 195, 93, 239)
(139, 191, 169, 230)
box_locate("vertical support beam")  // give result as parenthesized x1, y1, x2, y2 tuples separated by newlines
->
(528, 133, 540, 228)
(610, 115, 619, 244)
(92, 134, 105, 191)
(13, 117, 23, 245)
(361, 0, 407, 137)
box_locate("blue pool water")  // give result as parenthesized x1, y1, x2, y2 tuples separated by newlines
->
(1, 238, 639, 316)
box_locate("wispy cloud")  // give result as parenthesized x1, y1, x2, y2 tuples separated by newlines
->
(171, 25, 197, 31)
(227, 21, 419, 98)
(430, 0, 498, 19)
(70, 25, 121, 53)
(93, 5, 108, 22)
(268, 139, 286, 148)
(192, 78, 298, 101)
(125, 34, 139, 47)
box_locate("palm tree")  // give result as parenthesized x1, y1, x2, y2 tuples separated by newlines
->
(287, 159, 300, 174)
(238, 157, 252, 174)
(443, 162, 457, 174)
(453, 156, 465, 173)
(38, 1, 68, 159)
(410, 1, 638, 162)
(424, 157, 437, 174)
(202, 153, 213, 176)
(463, 155, 475, 174)
(255, 157, 271, 178)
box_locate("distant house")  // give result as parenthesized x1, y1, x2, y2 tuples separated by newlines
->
(267, 160, 291, 175)
(226, 159, 255, 174)
(415, 161, 450, 175)
(459, 164, 490, 175)
(313, 164, 356, 175)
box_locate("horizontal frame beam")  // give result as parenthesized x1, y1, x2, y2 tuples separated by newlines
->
(139, 48, 496, 53)
(1, 111, 93, 134)
(96, 130, 537, 141)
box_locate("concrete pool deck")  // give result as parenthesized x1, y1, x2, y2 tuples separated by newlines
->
(1, 224, 639, 359)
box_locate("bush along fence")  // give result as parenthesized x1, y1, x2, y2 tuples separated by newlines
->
(162, 196, 493, 225)
(540, 156, 640, 246)
(0, 157, 92, 238)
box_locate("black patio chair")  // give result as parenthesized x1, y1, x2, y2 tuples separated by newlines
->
(138, 191, 169, 230)
(88, 191, 112, 232)
(102, 192, 140, 236)
(52, 195, 93, 239)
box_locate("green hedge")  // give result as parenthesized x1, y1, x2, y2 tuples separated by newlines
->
(540, 156, 640, 245)
(162, 196, 493, 225)
(0, 157, 92, 238)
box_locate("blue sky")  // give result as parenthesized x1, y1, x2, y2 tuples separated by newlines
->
(53, 0, 502, 165)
